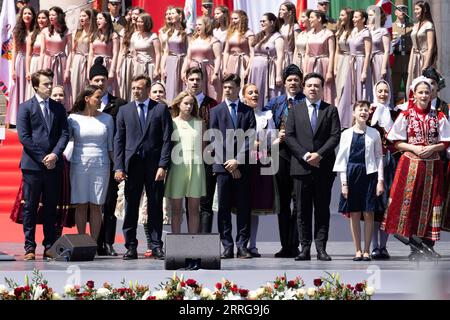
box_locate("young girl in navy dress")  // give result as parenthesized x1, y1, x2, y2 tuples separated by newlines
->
(334, 101, 384, 261)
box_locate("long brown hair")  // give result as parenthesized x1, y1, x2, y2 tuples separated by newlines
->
(214, 6, 230, 29)
(92, 12, 115, 43)
(14, 6, 36, 45)
(278, 1, 298, 52)
(192, 16, 213, 40)
(226, 10, 249, 40)
(49, 7, 68, 38)
(74, 9, 96, 48)
(30, 10, 48, 47)
(414, 1, 438, 67)
(167, 7, 187, 43)
(253, 13, 280, 47)
(336, 8, 354, 41)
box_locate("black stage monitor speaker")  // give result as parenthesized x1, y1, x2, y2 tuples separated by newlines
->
(48, 234, 97, 261)
(165, 233, 221, 270)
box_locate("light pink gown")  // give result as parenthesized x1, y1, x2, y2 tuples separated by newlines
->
(188, 37, 222, 101)
(224, 30, 254, 84)
(71, 34, 90, 100)
(305, 28, 336, 105)
(165, 31, 187, 103)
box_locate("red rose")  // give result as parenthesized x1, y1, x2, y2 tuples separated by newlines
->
(231, 284, 238, 293)
(239, 289, 249, 297)
(186, 279, 197, 287)
(355, 283, 364, 292)
(14, 287, 25, 297)
(346, 284, 354, 290)
(274, 284, 279, 290)
(86, 281, 95, 289)
(313, 279, 322, 287)
(180, 281, 186, 287)
(147, 296, 156, 300)
(215, 283, 222, 290)
(24, 286, 31, 292)
(287, 280, 296, 288)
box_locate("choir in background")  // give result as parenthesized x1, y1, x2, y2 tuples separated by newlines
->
(7, 0, 450, 262)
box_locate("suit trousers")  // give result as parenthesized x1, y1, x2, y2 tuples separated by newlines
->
(199, 163, 217, 233)
(22, 169, 60, 252)
(98, 165, 118, 247)
(123, 156, 164, 250)
(216, 171, 251, 249)
(276, 156, 299, 251)
(293, 172, 335, 251)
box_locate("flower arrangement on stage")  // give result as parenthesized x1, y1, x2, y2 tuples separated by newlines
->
(1, 270, 375, 300)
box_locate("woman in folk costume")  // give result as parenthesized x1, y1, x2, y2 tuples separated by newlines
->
(88, 11, 120, 97)
(382, 77, 450, 260)
(334, 8, 354, 129)
(366, 6, 393, 105)
(368, 80, 397, 260)
(248, 12, 284, 109)
(25, 10, 48, 100)
(293, 9, 312, 74)
(69, 9, 96, 100)
(162, 7, 189, 103)
(182, 16, 222, 101)
(7, 5, 35, 126)
(278, 1, 301, 67)
(117, 7, 144, 101)
(304, 10, 336, 105)
(222, 10, 254, 85)
(406, 1, 437, 91)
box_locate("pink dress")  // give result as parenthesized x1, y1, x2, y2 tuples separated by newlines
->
(132, 32, 159, 83)
(7, 36, 28, 125)
(42, 30, 72, 110)
(335, 32, 352, 128)
(213, 28, 227, 50)
(71, 34, 90, 100)
(293, 31, 308, 73)
(305, 28, 336, 105)
(165, 31, 187, 103)
(280, 23, 301, 67)
(348, 27, 373, 103)
(370, 27, 392, 101)
(118, 28, 134, 102)
(248, 32, 283, 109)
(188, 37, 222, 101)
(91, 37, 119, 96)
(25, 34, 42, 100)
(224, 30, 254, 84)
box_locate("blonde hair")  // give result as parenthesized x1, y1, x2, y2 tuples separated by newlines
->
(170, 91, 199, 118)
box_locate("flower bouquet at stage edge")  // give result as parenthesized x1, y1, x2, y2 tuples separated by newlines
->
(0, 270, 61, 300)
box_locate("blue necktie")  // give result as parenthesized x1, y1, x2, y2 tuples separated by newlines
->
(138, 103, 146, 132)
(310, 103, 318, 133)
(42, 100, 50, 129)
(230, 103, 237, 128)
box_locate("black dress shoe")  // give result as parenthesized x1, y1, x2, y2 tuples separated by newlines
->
(317, 250, 332, 261)
(294, 248, 311, 261)
(97, 245, 107, 256)
(152, 247, 165, 260)
(123, 248, 138, 260)
(371, 248, 381, 260)
(274, 247, 291, 258)
(290, 248, 300, 258)
(379, 247, 390, 259)
(237, 247, 252, 259)
(353, 256, 363, 261)
(249, 248, 261, 258)
(105, 244, 118, 256)
(221, 247, 234, 259)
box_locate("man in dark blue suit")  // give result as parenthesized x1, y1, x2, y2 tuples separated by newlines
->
(265, 64, 305, 258)
(16, 69, 69, 260)
(114, 75, 173, 260)
(209, 74, 256, 259)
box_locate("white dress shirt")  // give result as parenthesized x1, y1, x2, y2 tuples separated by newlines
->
(302, 98, 321, 161)
(196, 92, 205, 107)
(99, 93, 109, 111)
(135, 98, 150, 121)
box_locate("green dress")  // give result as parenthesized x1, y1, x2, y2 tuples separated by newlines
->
(165, 117, 206, 199)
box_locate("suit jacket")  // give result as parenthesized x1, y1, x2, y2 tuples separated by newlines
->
(209, 101, 256, 173)
(198, 95, 218, 128)
(266, 92, 305, 161)
(16, 96, 69, 171)
(436, 97, 449, 118)
(113, 100, 173, 173)
(285, 100, 341, 176)
(102, 93, 127, 126)
(112, 16, 127, 34)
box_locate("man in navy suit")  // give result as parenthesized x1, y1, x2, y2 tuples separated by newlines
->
(16, 69, 69, 260)
(265, 64, 305, 258)
(209, 74, 256, 259)
(114, 75, 173, 260)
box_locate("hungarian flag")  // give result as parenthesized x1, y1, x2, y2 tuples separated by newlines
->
(0, 0, 16, 102)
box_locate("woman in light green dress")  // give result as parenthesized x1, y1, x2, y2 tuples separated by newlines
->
(165, 92, 206, 233)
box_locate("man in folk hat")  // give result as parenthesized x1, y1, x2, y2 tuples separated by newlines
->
(392, 3, 413, 103)
(89, 57, 127, 256)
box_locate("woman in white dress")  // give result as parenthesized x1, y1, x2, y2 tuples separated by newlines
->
(68, 85, 114, 243)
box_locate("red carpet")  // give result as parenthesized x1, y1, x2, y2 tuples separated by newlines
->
(0, 130, 124, 244)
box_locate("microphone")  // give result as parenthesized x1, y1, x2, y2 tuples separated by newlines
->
(411, 235, 441, 259)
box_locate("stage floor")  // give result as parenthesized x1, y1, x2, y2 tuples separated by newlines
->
(1, 241, 450, 300)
